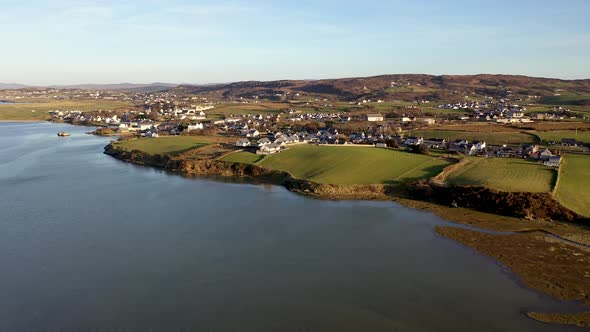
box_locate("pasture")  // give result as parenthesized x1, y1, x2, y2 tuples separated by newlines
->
(445, 157, 556, 193)
(554, 154, 590, 217)
(532, 130, 590, 145)
(114, 136, 213, 156)
(0, 99, 135, 121)
(406, 130, 535, 145)
(259, 145, 451, 185)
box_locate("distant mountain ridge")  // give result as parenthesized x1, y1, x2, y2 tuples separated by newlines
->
(0, 82, 180, 91)
(2, 74, 590, 104)
(172, 74, 590, 103)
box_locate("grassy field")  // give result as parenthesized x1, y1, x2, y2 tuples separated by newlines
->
(113, 136, 213, 156)
(406, 130, 536, 145)
(208, 102, 289, 119)
(541, 94, 590, 106)
(259, 145, 451, 185)
(554, 154, 590, 217)
(0, 99, 135, 121)
(445, 157, 556, 192)
(219, 151, 263, 164)
(532, 130, 590, 144)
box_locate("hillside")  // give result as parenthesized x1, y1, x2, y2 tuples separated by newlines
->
(172, 74, 590, 103)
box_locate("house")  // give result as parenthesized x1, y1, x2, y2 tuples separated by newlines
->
(257, 143, 281, 155)
(246, 129, 260, 138)
(539, 149, 553, 161)
(423, 138, 447, 149)
(187, 123, 204, 131)
(235, 138, 251, 147)
(138, 122, 154, 131)
(506, 110, 525, 118)
(562, 138, 579, 147)
(544, 156, 562, 167)
(257, 138, 271, 146)
(422, 118, 436, 125)
(145, 130, 159, 138)
(404, 136, 424, 146)
(366, 114, 384, 122)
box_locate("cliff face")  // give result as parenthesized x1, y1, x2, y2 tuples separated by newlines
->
(405, 182, 584, 223)
(104, 144, 587, 225)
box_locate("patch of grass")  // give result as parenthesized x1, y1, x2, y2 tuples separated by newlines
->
(445, 157, 556, 193)
(0, 99, 135, 121)
(554, 154, 590, 217)
(541, 94, 590, 106)
(259, 145, 451, 185)
(220, 151, 263, 164)
(406, 130, 535, 145)
(533, 130, 590, 144)
(114, 136, 212, 156)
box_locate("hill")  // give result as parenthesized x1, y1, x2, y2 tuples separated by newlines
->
(172, 74, 590, 103)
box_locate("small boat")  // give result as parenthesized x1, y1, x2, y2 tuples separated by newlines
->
(57, 132, 71, 137)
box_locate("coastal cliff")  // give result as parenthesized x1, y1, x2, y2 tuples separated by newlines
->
(104, 143, 587, 225)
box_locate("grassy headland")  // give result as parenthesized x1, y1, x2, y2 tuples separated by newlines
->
(259, 145, 452, 185)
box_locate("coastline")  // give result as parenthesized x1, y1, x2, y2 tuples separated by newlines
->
(104, 142, 590, 328)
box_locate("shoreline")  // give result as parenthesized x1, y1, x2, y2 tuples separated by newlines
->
(104, 142, 590, 328)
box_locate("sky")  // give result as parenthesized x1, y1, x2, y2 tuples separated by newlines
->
(1, 0, 589, 85)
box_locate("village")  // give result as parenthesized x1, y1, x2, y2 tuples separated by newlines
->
(43, 95, 589, 171)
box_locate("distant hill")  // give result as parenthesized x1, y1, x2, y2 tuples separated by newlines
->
(173, 74, 590, 103)
(0, 82, 179, 91)
(0, 83, 29, 90)
(48, 82, 179, 91)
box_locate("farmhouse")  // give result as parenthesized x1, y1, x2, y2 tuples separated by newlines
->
(544, 156, 562, 167)
(366, 114, 384, 122)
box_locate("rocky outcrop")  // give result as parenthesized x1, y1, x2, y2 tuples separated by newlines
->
(405, 181, 587, 224)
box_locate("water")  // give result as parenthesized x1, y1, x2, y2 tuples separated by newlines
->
(0, 122, 584, 331)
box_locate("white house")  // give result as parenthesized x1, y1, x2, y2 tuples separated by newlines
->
(235, 139, 251, 147)
(257, 138, 271, 146)
(366, 114, 384, 122)
(246, 129, 260, 138)
(187, 123, 204, 131)
(257, 143, 281, 155)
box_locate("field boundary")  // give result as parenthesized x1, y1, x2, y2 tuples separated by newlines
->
(551, 157, 565, 197)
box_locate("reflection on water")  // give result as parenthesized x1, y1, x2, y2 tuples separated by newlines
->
(0, 122, 584, 331)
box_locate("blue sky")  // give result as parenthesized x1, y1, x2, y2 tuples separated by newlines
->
(1, 0, 589, 84)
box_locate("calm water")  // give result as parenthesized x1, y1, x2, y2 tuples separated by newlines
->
(0, 122, 584, 331)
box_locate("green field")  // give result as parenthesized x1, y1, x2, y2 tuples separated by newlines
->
(532, 130, 590, 144)
(259, 145, 451, 185)
(220, 151, 263, 164)
(541, 94, 590, 106)
(445, 157, 556, 192)
(0, 99, 135, 121)
(406, 130, 536, 145)
(554, 154, 590, 217)
(114, 137, 211, 156)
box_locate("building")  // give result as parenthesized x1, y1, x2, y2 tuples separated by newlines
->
(257, 143, 281, 155)
(187, 123, 204, 131)
(366, 114, 384, 122)
(235, 139, 251, 147)
(544, 156, 562, 167)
